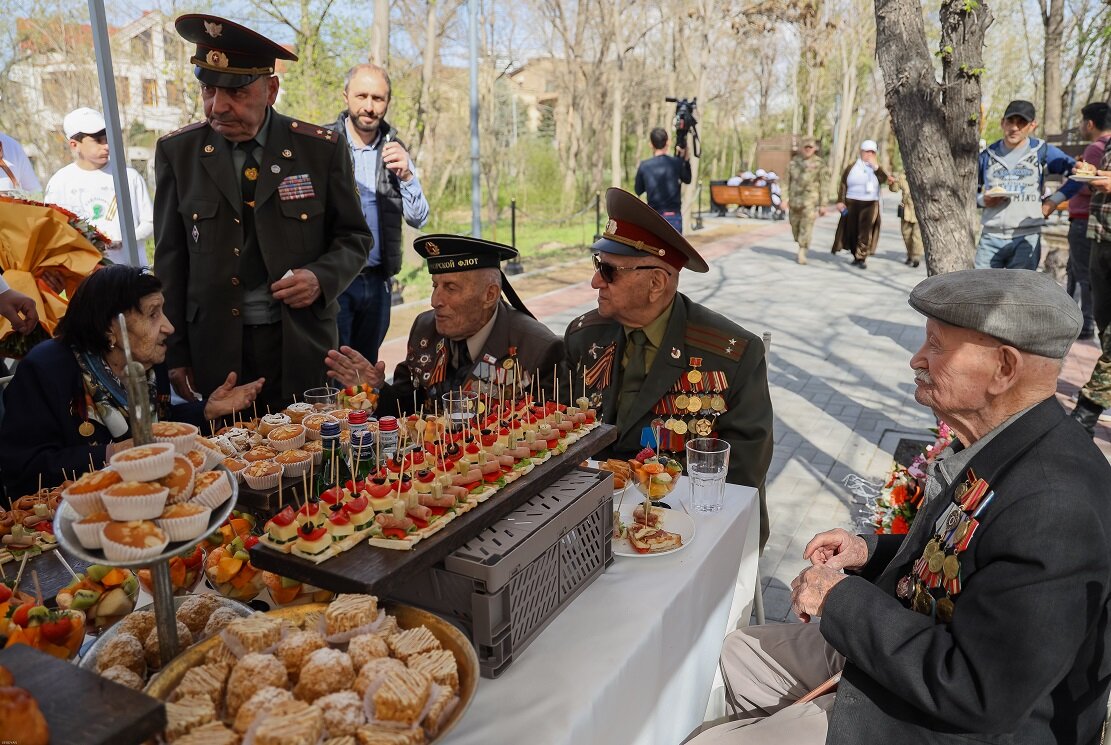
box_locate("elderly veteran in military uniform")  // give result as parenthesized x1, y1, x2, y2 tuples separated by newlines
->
(787, 137, 827, 265)
(689, 269, 1111, 745)
(566, 188, 774, 545)
(154, 14, 371, 411)
(325, 235, 565, 415)
(890, 171, 924, 268)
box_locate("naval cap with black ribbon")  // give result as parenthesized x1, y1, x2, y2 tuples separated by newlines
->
(175, 14, 298, 89)
(413, 234, 536, 319)
(592, 187, 709, 273)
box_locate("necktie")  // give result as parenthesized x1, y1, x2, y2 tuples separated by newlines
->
(237, 140, 267, 289)
(450, 340, 473, 389)
(617, 329, 648, 428)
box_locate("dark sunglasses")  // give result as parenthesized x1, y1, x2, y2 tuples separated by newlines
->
(592, 253, 668, 283)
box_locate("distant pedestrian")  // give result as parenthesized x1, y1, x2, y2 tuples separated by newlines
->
(634, 127, 691, 233)
(975, 99, 1079, 270)
(0, 133, 41, 194)
(1065, 102, 1110, 340)
(833, 140, 889, 269)
(889, 171, 923, 268)
(44, 107, 154, 266)
(788, 137, 827, 265)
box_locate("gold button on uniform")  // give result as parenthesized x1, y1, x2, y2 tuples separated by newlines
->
(231, 277, 240, 286)
(231, 308, 240, 317)
(300, 213, 308, 221)
(192, 212, 198, 220)
(233, 247, 240, 256)
(234, 218, 241, 224)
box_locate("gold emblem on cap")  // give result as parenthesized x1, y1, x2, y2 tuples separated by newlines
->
(425, 241, 441, 256)
(204, 144, 214, 153)
(605, 218, 617, 234)
(206, 50, 229, 69)
(282, 149, 292, 158)
(203, 21, 223, 38)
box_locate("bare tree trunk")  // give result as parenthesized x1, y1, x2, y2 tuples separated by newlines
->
(828, 34, 857, 200)
(610, 64, 624, 187)
(371, 0, 391, 64)
(1040, 0, 1064, 134)
(875, 0, 993, 274)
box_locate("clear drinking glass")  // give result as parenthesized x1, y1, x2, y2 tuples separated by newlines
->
(303, 386, 339, 412)
(442, 390, 480, 434)
(686, 437, 730, 512)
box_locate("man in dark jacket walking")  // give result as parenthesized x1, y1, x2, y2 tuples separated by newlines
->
(331, 63, 430, 364)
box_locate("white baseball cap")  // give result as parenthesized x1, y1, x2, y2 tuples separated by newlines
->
(860, 139, 878, 152)
(766, 171, 779, 180)
(755, 168, 767, 177)
(63, 108, 106, 140)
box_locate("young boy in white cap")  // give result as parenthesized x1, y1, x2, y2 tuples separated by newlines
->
(43, 107, 153, 266)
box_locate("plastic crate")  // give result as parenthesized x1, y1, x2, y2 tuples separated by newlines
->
(389, 468, 614, 678)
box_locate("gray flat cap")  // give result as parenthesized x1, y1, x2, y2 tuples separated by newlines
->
(909, 269, 1081, 359)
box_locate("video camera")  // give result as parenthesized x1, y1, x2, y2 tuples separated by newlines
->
(665, 97, 700, 158)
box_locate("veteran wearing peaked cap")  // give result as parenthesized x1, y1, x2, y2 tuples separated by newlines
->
(565, 187, 774, 546)
(326, 234, 565, 416)
(153, 14, 372, 411)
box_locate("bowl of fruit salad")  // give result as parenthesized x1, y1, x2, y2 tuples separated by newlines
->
(55, 565, 140, 634)
(136, 544, 207, 596)
(204, 533, 265, 602)
(0, 587, 86, 660)
(630, 448, 683, 501)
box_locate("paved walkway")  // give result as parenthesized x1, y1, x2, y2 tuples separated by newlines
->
(380, 203, 1111, 624)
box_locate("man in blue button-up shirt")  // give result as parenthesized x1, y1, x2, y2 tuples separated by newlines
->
(331, 63, 430, 364)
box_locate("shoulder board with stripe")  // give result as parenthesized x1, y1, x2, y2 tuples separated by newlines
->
(158, 121, 207, 142)
(684, 325, 747, 362)
(566, 309, 611, 335)
(289, 120, 338, 144)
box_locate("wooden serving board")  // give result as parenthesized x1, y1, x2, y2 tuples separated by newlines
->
(249, 425, 617, 596)
(0, 644, 166, 745)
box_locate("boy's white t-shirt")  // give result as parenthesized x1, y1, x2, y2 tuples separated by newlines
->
(43, 162, 154, 266)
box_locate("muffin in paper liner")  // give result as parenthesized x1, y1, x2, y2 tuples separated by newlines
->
(100, 521, 169, 562)
(244, 462, 284, 491)
(258, 413, 292, 437)
(101, 484, 170, 521)
(109, 442, 176, 481)
(61, 487, 107, 518)
(156, 504, 212, 542)
(303, 441, 324, 466)
(192, 471, 234, 509)
(274, 450, 312, 479)
(267, 424, 307, 452)
(192, 437, 225, 471)
(302, 414, 337, 442)
(72, 511, 111, 549)
(222, 458, 248, 483)
(284, 402, 315, 424)
(151, 421, 201, 455)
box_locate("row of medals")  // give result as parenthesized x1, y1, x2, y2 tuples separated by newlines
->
(663, 368, 726, 438)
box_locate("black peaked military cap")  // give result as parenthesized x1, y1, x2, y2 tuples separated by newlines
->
(414, 234, 534, 318)
(176, 14, 298, 89)
(592, 188, 709, 273)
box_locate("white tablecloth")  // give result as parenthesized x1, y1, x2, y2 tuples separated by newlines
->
(446, 483, 760, 745)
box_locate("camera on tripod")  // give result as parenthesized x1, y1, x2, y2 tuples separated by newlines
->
(665, 96, 700, 157)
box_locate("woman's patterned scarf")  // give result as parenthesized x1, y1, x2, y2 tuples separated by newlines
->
(73, 349, 160, 440)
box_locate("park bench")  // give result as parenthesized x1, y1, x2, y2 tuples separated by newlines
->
(709, 181, 773, 216)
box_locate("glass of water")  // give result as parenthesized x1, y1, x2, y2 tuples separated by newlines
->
(442, 390, 480, 434)
(686, 438, 730, 512)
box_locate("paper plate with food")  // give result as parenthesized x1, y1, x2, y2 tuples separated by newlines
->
(984, 185, 1010, 197)
(612, 500, 695, 558)
(1069, 162, 1107, 182)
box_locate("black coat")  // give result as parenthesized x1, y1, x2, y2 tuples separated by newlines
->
(0, 340, 204, 497)
(821, 398, 1111, 743)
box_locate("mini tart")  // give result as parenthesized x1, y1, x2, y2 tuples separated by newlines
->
(191, 471, 233, 509)
(110, 442, 176, 481)
(258, 413, 292, 437)
(267, 424, 306, 452)
(157, 501, 212, 542)
(158, 455, 197, 505)
(102, 481, 170, 521)
(283, 402, 315, 424)
(62, 469, 120, 516)
(222, 458, 248, 482)
(273, 449, 312, 478)
(73, 510, 112, 549)
(243, 461, 284, 491)
(152, 421, 201, 454)
(301, 413, 337, 441)
(243, 446, 278, 463)
(101, 520, 168, 562)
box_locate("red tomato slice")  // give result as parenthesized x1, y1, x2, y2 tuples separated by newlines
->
(382, 527, 409, 540)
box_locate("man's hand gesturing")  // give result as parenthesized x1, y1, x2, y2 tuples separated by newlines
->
(803, 528, 868, 571)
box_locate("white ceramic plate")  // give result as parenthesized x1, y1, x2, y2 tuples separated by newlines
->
(1069, 174, 1106, 183)
(612, 501, 696, 558)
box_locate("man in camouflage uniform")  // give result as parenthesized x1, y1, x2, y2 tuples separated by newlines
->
(1071, 146, 1111, 436)
(889, 172, 923, 268)
(566, 188, 774, 547)
(787, 138, 827, 265)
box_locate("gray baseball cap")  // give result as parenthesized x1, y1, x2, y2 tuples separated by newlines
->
(909, 269, 1081, 359)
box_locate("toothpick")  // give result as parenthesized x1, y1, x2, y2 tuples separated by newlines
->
(53, 551, 80, 582)
(31, 569, 43, 606)
(301, 471, 309, 507)
(12, 553, 29, 593)
(277, 473, 283, 510)
(252, 400, 259, 422)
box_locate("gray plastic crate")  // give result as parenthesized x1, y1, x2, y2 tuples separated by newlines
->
(389, 467, 614, 678)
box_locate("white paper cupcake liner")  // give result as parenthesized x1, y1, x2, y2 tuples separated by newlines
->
(73, 518, 109, 549)
(306, 446, 323, 466)
(258, 415, 291, 437)
(100, 526, 169, 562)
(284, 403, 315, 423)
(164, 470, 196, 506)
(152, 423, 200, 455)
(243, 463, 284, 491)
(268, 427, 307, 452)
(192, 473, 234, 509)
(275, 456, 311, 479)
(157, 507, 212, 542)
(61, 488, 106, 518)
(222, 460, 248, 483)
(102, 487, 170, 521)
(191, 443, 223, 472)
(110, 443, 176, 481)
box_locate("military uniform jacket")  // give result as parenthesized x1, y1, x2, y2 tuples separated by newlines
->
(890, 172, 918, 223)
(153, 109, 372, 400)
(564, 293, 773, 491)
(378, 301, 566, 417)
(788, 154, 826, 208)
(820, 399, 1111, 744)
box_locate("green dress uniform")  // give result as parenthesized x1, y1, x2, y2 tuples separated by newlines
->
(890, 172, 923, 265)
(788, 146, 827, 262)
(566, 188, 774, 547)
(154, 15, 371, 406)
